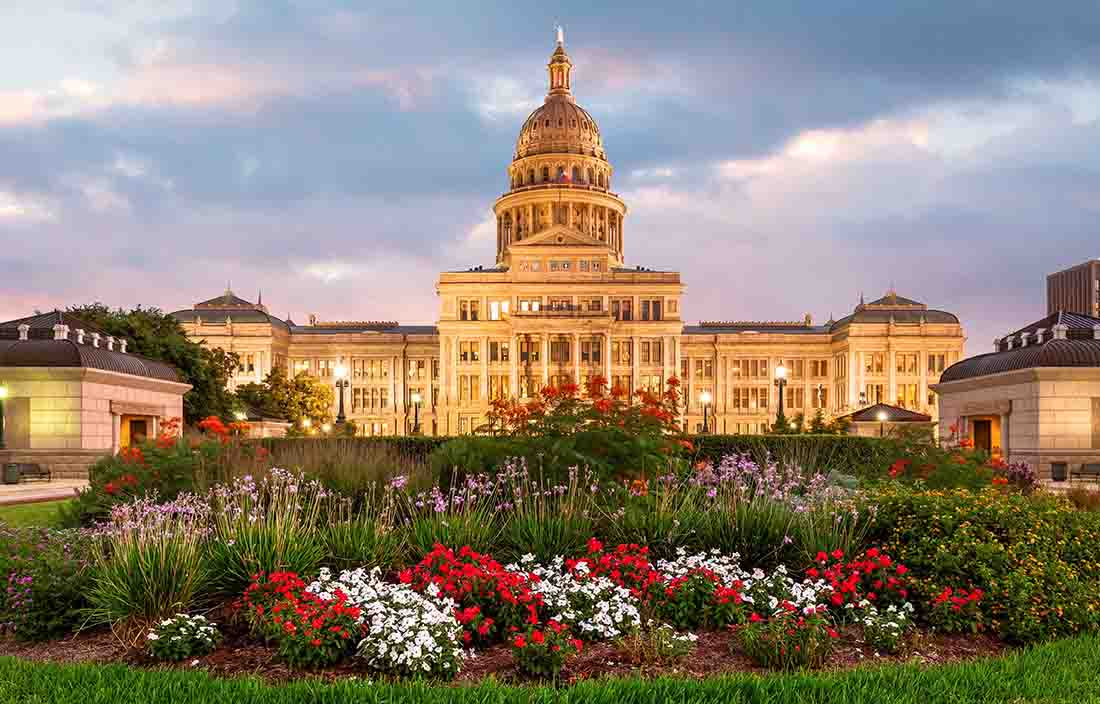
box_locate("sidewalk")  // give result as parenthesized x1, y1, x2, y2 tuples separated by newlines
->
(0, 479, 87, 506)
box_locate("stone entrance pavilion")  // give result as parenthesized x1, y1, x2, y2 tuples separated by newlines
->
(0, 312, 190, 479)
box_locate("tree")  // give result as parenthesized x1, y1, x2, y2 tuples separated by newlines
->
(66, 303, 239, 424)
(235, 367, 333, 427)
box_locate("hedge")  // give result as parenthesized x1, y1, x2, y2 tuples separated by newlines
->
(1, 635, 1098, 703)
(257, 434, 895, 477)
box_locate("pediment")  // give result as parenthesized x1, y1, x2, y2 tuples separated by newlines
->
(511, 226, 606, 248)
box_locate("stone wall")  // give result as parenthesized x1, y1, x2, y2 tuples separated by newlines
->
(0, 448, 106, 480)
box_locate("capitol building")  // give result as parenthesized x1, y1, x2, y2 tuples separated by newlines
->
(171, 34, 966, 436)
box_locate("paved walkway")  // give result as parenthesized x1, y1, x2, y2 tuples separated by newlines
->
(0, 479, 87, 506)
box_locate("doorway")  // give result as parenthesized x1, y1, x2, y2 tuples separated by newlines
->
(973, 419, 992, 454)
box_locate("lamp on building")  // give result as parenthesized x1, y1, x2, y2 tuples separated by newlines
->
(699, 390, 712, 434)
(321, 422, 332, 434)
(301, 418, 312, 430)
(0, 384, 7, 450)
(774, 364, 788, 431)
(877, 410, 888, 438)
(410, 391, 423, 435)
(334, 363, 349, 427)
(234, 411, 247, 421)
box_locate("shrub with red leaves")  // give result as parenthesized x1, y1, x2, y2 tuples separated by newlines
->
(399, 544, 542, 644)
(930, 586, 984, 634)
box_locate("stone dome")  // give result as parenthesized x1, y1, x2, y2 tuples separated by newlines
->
(513, 39, 606, 161)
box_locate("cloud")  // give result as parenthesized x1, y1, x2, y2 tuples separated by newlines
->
(0, 188, 56, 224)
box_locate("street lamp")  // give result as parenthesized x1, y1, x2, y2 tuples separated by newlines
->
(877, 410, 888, 438)
(334, 363, 349, 426)
(0, 384, 8, 450)
(699, 390, 712, 434)
(410, 391, 422, 435)
(774, 364, 788, 430)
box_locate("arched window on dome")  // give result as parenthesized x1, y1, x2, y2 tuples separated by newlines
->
(598, 172, 606, 188)
(572, 166, 581, 182)
(586, 168, 594, 184)
(571, 119, 577, 128)
(582, 121, 588, 130)
(556, 166, 566, 181)
(545, 119, 550, 128)
(558, 118, 563, 128)
(541, 166, 550, 182)
(527, 169, 535, 185)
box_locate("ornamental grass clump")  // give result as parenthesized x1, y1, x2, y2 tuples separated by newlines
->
(496, 462, 598, 563)
(322, 486, 403, 571)
(617, 622, 698, 665)
(206, 468, 330, 596)
(399, 474, 503, 559)
(146, 614, 222, 662)
(85, 493, 213, 637)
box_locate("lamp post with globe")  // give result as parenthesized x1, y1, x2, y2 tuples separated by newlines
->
(699, 390, 712, 434)
(334, 363, 349, 428)
(774, 364, 789, 431)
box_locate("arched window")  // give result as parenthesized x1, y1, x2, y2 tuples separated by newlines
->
(586, 168, 594, 184)
(572, 166, 581, 182)
(545, 119, 550, 128)
(558, 118, 563, 128)
(571, 119, 577, 128)
(557, 166, 566, 181)
(582, 121, 588, 130)
(598, 172, 605, 188)
(542, 166, 550, 182)
(527, 169, 535, 184)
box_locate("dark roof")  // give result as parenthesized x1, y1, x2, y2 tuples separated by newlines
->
(838, 403, 932, 423)
(0, 339, 182, 382)
(940, 338, 1100, 383)
(998, 311, 1100, 349)
(195, 290, 259, 308)
(865, 293, 923, 307)
(171, 308, 291, 331)
(827, 309, 959, 329)
(0, 311, 109, 338)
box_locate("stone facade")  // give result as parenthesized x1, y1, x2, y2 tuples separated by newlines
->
(172, 34, 966, 437)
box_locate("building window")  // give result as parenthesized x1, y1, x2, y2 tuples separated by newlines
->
(928, 353, 946, 374)
(520, 339, 541, 362)
(550, 339, 571, 363)
(579, 260, 590, 272)
(489, 341, 510, 362)
(581, 339, 602, 364)
(489, 375, 510, 401)
(459, 341, 480, 363)
(459, 375, 481, 404)
(810, 359, 829, 378)
(611, 375, 631, 396)
(897, 383, 919, 409)
(459, 299, 480, 321)
(811, 385, 829, 409)
(640, 299, 663, 321)
(694, 359, 713, 379)
(588, 297, 602, 312)
(896, 353, 918, 375)
(865, 353, 885, 375)
(612, 340, 632, 365)
(548, 297, 571, 310)
(519, 298, 541, 312)
(611, 299, 633, 321)
(489, 300, 511, 320)
(865, 383, 884, 404)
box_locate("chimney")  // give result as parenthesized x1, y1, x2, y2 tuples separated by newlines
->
(106, 335, 115, 351)
(1093, 324, 1100, 341)
(52, 323, 69, 340)
(90, 332, 101, 348)
(119, 339, 128, 353)
(1006, 335, 1015, 350)
(17, 324, 29, 341)
(75, 328, 85, 344)
(309, 313, 318, 326)
(1053, 323, 1069, 340)
(1035, 328, 1046, 344)
(993, 337, 1002, 352)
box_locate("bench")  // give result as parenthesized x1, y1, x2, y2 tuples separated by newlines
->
(1070, 463, 1100, 482)
(12, 463, 51, 483)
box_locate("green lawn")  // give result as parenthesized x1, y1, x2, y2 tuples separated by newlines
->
(1, 635, 1099, 703)
(0, 500, 70, 528)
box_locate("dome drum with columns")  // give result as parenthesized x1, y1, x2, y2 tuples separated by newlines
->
(495, 32, 626, 267)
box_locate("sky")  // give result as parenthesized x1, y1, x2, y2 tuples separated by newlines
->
(2, 1, 1100, 353)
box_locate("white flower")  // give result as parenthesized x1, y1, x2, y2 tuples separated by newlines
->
(146, 634, 160, 641)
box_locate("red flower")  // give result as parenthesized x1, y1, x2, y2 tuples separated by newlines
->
(513, 635, 527, 648)
(815, 551, 828, 563)
(750, 613, 762, 623)
(830, 549, 845, 560)
(531, 630, 545, 645)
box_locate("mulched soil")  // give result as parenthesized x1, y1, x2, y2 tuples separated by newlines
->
(3, 622, 1009, 686)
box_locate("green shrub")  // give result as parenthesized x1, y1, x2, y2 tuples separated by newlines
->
(146, 614, 222, 662)
(689, 434, 894, 478)
(866, 485, 1100, 643)
(0, 527, 92, 641)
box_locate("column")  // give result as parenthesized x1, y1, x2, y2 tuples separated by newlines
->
(439, 338, 448, 404)
(541, 335, 550, 386)
(999, 412, 1010, 458)
(604, 333, 613, 386)
(573, 333, 581, 384)
(449, 337, 459, 407)
(529, 204, 535, 235)
(510, 334, 519, 399)
(631, 336, 640, 394)
(567, 200, 574, 228)
(888, 349, 897, 407)
(480, 336, 489, 402)
(920, 351, 929, 412)
(663, 335, 673, 384)
(856, 351, 864, 406)
(111, 413, 121, 453)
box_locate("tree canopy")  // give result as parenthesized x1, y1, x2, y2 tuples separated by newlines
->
(235, 367, 333, 427)
(66, 303, 239, 424)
